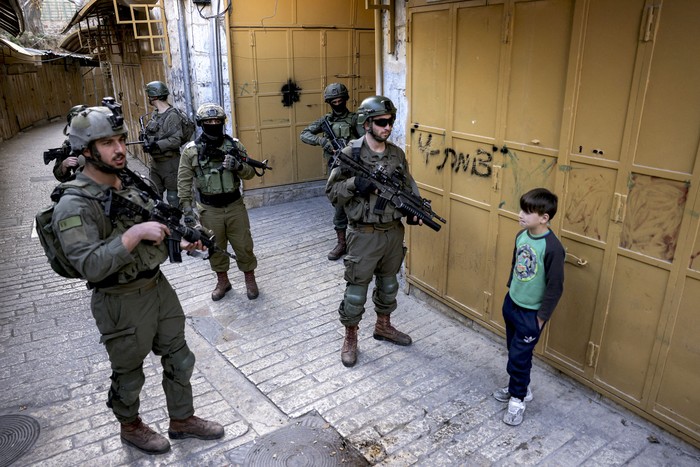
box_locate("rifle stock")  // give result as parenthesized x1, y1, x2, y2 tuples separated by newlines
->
(334, 151, 447, 232)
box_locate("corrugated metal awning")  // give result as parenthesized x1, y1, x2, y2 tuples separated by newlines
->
(0, 37, 40, 64)
(0, 0, 24, 37)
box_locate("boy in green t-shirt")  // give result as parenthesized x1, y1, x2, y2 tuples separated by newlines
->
(494, 188, 565, 426)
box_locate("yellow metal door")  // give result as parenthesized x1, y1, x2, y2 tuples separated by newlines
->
(229, 1, 375, 190)
(407, 0, 700, 446)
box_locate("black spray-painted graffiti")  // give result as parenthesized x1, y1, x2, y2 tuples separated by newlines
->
(281, 79, 301, 107)
(417, 133, 493, 177)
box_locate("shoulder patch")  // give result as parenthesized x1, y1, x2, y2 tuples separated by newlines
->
(58, 215, 83, 231)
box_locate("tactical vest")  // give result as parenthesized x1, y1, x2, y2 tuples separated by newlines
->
(193, 135, 240, 198)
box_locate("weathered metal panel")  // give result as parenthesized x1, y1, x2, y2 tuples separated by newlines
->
(505, 0, 573, 150)
(230, 3, 375, 190)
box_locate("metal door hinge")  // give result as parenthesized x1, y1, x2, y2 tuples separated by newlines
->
(492, 165, 501, 192)
(249, 32, 255, 47)
(586, 342, 600, 367)
(502, 12, 511, 44)
(612, 193, 627, 224)
(640, 5, 660, 42)
(483, 291, 492, 314)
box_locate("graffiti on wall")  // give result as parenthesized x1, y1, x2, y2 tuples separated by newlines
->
(620, 174, 689, 262)
(281, 79, 301, 107)
(416, 132, 493, 177)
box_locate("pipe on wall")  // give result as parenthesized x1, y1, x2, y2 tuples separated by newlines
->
(177, 0, 194, 118)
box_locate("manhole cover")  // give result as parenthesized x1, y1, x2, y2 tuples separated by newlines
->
(229, 411, 368, 466)
(0, 414, 40, 467)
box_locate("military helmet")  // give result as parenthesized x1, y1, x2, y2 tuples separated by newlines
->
(145, 80, 169, 99)
(66, 105, 87, 124)
(195, 103, 227, 125)
(64, 104, 88, 135)
(356, 95, 397, 125)
(68, 106, 128, 152)
(324, 83, 349, 103)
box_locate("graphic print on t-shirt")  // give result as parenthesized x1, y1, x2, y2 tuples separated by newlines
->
(515, 243, 538, 281)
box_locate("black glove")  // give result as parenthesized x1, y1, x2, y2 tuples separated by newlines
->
(354, 176, 376, 197)
(406, 216, 420, 225)
(143, 139, 158, 154)
(318, 136, 335, 153)
(222, 154, 242, 171)
(183, 209, 197, 228)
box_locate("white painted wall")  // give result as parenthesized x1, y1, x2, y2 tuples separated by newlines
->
(380, 0, 409, 150)
(163, 1, 232, 135)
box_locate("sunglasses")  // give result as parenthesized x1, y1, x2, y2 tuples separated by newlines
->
(372, 117, 395, 128)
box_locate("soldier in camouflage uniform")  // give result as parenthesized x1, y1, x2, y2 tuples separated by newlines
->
(300, 83, 363, 260)
(52, 104, 87, 182)
(53, 105, 224, 455)
(143, 81, 189, 208)
(326, 96, 422, 367)
(177, 103, 260, 301)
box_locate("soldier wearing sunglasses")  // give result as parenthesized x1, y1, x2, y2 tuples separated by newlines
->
(326, 95, 422, 367)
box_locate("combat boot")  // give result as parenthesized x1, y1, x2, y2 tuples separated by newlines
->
(341, 325, 358, 367)
(327, 229, 347, 261)
(244, 270, 259, 300)
(373, 314, 412, 346)
(120, 417, 170, 455)
(212, 271, 231, 301)
(168, 415, 225, 440)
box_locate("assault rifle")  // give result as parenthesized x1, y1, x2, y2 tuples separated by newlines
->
(320, 118, 347, 153)
(101, 190, 236, 263)
(206, 142, 273, 177)
(126, 114, 149, 147)
(334, 151, 447, 232)
(43, 145, 71, 166)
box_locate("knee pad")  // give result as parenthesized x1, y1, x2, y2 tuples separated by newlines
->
(374, 275, 399, 305)
(108, 367, 145, 407)
(166, 190, 180, 208)
(344, 284, 368, 317)
(162, 344, 195, 385)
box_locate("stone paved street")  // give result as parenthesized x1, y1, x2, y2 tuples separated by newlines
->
(1, 121, 699, 465)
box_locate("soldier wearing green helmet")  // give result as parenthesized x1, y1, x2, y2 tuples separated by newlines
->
(53, 104, 225, 455)
(300, 83, 364, 261)
(178, 103, 261, 301)
(142, 80, 191, 208)
(326, 95, 421, 368)
(52, 104, 87, 182)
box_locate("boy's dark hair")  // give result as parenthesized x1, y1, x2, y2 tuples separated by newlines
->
(520, 188, 558, 219)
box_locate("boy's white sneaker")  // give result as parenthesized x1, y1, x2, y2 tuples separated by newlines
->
(492, 386, 533, 403)
(503, 397, 526, 426)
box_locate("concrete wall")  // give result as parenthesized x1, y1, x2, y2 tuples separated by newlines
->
(380, 0, 408, 150)
(163, 1, 232, 134)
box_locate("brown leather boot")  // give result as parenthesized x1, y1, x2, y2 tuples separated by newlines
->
(168, 415, 225, 440)
(341, 325, 359, 367)
(211, 272, 231, 301)
(327, 229, 347, 261)
(373, 314, 412, 346)
(244, 270, 259, 300)
(120, 417, 170, 455)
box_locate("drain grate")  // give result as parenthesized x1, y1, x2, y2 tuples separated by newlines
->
(228, 411, 368, 466)
(0, 414, 40, 467)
